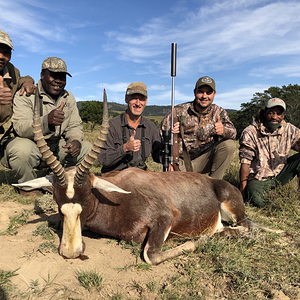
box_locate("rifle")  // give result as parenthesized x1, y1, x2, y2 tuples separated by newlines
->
(162, 43, 178, 172)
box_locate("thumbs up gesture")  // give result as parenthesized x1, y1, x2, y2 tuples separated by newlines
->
(48, 102, 65, 126)
(214, 115, 224, 136)
(0, 76, 12, 105)
(124, 130, 141, 152)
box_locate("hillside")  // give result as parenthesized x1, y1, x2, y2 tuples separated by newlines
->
(77, 101, 236, 116)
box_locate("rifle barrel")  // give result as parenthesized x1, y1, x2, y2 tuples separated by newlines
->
(170, 43, 177, 164)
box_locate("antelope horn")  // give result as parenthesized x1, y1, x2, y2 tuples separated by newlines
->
(74, 89, 109, 186)
(33, 88, 66, 186)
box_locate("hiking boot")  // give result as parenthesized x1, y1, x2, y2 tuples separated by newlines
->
(18, 189, 42, 197)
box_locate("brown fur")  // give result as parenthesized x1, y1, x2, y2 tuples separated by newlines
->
(53, 167, 249, 265)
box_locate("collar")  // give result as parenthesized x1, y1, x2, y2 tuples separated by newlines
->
(190, 100, 212, 116)
(37, 79, 68, 102)
(121, 111, 145, 128)
(2, 66, 11, 80)
(258, 118, 286, 135)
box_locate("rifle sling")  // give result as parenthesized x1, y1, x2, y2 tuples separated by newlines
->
(180, 123, 193, 172)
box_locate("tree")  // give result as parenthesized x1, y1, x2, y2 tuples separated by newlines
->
(79, 100, 103, 131)
(229, 84, 300, 138)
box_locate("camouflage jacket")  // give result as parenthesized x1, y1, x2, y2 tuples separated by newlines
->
(161, 101, 236, 159)
(0, 62, 34, 132)
(239, 110, 300, 181)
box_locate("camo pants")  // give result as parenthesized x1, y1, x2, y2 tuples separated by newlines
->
(246, 152, 300, 207)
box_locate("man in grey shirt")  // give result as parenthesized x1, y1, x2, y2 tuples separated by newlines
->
(98, 82, 163, 173)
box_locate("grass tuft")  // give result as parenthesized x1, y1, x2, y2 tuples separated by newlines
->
(76, 269, 104, 292)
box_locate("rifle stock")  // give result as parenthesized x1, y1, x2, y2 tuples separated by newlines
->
(172, 108, 180, 171)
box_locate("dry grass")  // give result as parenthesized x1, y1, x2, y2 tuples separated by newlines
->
(1, 126, 300, 299)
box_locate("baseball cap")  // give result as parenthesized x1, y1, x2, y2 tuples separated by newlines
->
(0, 30, 13, 50)
(126, 82, 148, 97)
(265, 98, 286, 112)
(41, 57, 72, 77)
(195, 76, 216, 91)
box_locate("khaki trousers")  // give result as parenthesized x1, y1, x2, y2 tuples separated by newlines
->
(2, 137, 92, 190)
(179, 139, 236, 179)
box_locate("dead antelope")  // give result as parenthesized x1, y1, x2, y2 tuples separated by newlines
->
(13, 89, 275, 265)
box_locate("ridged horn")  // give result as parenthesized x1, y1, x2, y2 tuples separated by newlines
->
(74, 89, 109, 186)
(33, 88, 66, 186)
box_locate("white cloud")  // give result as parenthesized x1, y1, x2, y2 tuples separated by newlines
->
(216, 85, 269, 109)
(104, 1, 300, 77)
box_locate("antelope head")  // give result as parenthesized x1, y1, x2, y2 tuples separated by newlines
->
(14, 89, 130, 258)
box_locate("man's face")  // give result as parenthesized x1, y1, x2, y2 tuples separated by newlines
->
(265, 106, 285, 123)
(0, 44, 11, 71)
(125, 93, 147, 117)
(194, 85, 216, 113)
(41, 69, 66, 100)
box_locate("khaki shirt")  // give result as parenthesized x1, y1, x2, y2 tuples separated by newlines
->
(0, 62, 34, 132)
(12, 80, 83, 144)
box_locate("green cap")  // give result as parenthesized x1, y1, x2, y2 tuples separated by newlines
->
(195, 76, 215, 91)
(0, 30, 13, 50)
(126, 82, 148, 97)
(41, 57, 72, 77)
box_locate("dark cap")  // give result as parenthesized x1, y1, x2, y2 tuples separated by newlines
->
(265, 98, 286, 112)
(0, 30, 13, 50)
(195, 76, 215, 91)
(126, 82, 148, 97)
(41, 57, 72, 77)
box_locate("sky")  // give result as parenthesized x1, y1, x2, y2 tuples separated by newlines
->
(1, 0, 300, 110)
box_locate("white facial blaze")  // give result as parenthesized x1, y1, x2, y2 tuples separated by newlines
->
(65, 168, 76, 199)
(60, 203, 83, 258)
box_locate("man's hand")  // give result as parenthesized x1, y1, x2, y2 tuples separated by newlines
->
(20, 81, 35, 97)
(124, 130, 141, 152)
(239, 163, 250, 201)
(0, 76, 12, 105)
(172, 121, 180, 134)
(48, 102, 65, 126)
(62, 140, 82, 157)
(215, 115, 224, 136)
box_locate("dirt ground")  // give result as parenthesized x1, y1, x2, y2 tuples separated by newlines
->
(0, 200, 185, 299)
(0, 199, 295, 300)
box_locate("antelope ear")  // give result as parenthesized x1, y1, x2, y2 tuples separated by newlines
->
(92, 177, 131, 194)
(12, 176, 53, 190)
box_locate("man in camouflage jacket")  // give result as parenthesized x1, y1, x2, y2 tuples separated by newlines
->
(161, 76, 236, 179)
(0, 30, 35, 134)
(239, 98, 300, 207)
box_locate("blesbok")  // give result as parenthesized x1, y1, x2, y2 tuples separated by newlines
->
(13, 89, 266, 265)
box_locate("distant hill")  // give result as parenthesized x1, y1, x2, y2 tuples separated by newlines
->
(77, 101, 236, 116)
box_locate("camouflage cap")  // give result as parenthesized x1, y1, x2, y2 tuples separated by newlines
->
(265, 98, 286, 112)
(126, 82, 148, 97)
(41, 57, 72, 77)
(195, 76, 215, 91)
(0, 30, 13, 50)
